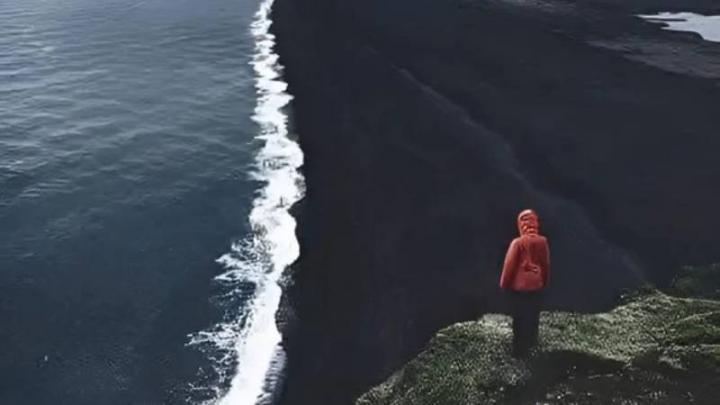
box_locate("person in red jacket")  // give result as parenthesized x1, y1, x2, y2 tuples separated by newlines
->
(500, 209, 550, 356)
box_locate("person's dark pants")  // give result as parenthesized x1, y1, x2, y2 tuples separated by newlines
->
(509, 290, 542, 357)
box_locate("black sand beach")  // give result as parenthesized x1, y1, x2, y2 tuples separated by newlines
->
(270, 0, 720, 403)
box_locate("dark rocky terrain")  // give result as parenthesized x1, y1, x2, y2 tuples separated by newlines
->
(271, 0, 720, 403)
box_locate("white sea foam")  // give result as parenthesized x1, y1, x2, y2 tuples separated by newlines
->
(639, 12, 720, 43)
(188, 0, 304, 403)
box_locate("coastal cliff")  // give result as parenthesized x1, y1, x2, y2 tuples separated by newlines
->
(271, 0, 720, 403)
(358, 265, 720, 404)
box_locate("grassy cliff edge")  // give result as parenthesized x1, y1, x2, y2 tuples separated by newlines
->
(358, 266, 720, 404)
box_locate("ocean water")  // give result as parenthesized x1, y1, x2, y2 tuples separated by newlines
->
(640, 12, 720, 43)
(0, 0, 301, 403)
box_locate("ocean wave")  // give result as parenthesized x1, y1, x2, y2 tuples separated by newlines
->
(187, 0, 304, 403)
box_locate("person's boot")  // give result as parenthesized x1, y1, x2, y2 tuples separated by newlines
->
(511, 334, 529, 358)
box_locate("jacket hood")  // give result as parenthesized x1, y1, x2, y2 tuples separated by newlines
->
(517, 209, 539, 236)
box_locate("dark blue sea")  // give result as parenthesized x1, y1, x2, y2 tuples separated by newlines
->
(0, 0, 303, 403)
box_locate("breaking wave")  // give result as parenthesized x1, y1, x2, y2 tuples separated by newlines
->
(188, 0, 304, 403)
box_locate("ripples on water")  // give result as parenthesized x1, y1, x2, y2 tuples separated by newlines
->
(0, 0, 266, 403)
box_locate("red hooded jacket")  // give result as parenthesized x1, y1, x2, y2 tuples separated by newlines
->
(499, 209, 550, 291)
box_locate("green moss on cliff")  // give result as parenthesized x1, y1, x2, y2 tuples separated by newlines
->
(358, 266, 720, 404)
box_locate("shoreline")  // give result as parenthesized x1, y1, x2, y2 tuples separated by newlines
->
(188, 0, 305, 403)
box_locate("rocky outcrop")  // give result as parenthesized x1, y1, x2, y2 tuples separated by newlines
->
(359, 288, 720, 404)
(271, 0, 720, 403)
